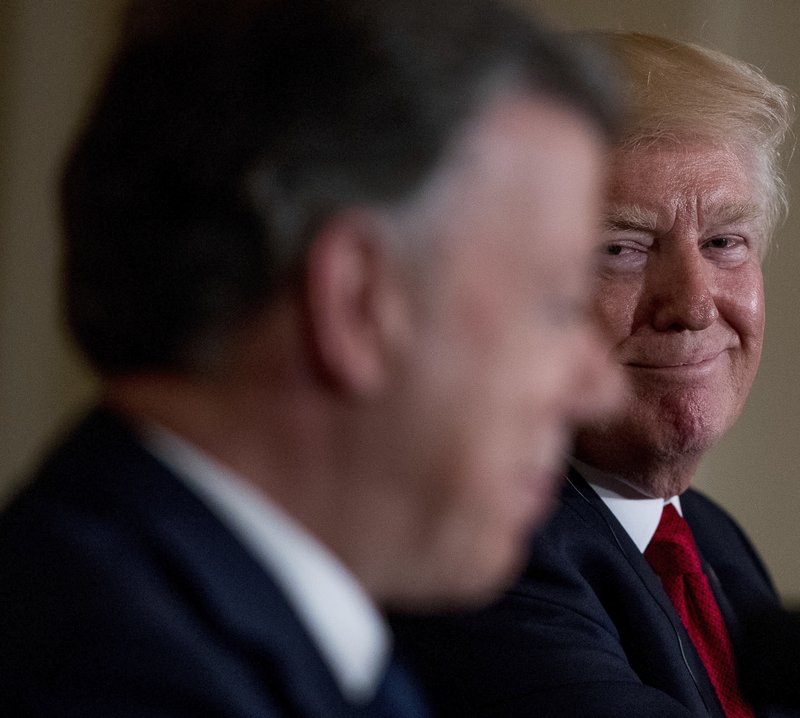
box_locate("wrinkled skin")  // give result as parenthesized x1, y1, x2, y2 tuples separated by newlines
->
(575, 142, 766, 498)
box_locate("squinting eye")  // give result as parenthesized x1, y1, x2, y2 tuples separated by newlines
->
(706, 237, 732, 249)
(597, 233, 651, 273)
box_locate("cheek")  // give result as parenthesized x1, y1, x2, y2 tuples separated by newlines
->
(741, 279, 765, 337)
(720, 268, 765, 345)
(593, 279, 639, 344)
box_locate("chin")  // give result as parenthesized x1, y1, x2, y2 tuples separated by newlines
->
(577, 402, 731, 480)
(633, 472, 695, 500)
(449, 538, 529, 607)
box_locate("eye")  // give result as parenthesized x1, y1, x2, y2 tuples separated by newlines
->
(596, 232, 651, 273)
(704, 237, 734, 249)
(700, 234, 750, 264)
(599, 240, 646, 258)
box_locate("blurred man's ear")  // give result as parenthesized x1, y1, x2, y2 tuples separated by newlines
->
(303, 211, 413, 396)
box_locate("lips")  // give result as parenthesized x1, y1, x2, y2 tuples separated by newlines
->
(624, 347, 729, 369)
(628, 354, 723, 369)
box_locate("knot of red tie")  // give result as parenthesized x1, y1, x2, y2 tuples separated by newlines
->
(645, 504, 703, 575)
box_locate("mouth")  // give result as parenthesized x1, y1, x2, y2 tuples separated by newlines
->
(625, 349, 727, 373)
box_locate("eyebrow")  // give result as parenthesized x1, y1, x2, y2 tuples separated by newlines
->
(602, 204, 659, 232)
(602, 202, 764, 232)
(704, 202, 764, 226)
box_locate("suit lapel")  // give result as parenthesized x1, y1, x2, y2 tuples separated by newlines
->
(148, 493, 353, 717)
(563, 469, 673, 602)
(563, 469, 725, 718)
(72, 408, 368, 718)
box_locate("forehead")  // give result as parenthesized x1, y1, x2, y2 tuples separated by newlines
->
(606, 142, 766, 230)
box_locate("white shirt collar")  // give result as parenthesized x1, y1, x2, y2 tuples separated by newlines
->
(570, 458, 682, 553)
(141, 424, 390, 704)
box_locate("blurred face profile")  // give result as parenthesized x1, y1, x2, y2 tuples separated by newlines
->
(575, 142, 766, 497)
(387, 95, 621, 604)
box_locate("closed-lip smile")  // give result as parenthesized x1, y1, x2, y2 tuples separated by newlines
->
(626, 349, 726, 370)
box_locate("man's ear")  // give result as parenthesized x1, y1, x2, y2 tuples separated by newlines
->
(303, 210, 413, 396)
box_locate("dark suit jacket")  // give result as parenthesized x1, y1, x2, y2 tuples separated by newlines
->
(394, 470, 794, 718)
(0, 408, 427, 717)
(736, 606, 800, 713)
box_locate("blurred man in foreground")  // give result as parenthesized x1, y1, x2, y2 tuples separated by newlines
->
(395, 32, 795, 718)
(0, 1, 621, 715)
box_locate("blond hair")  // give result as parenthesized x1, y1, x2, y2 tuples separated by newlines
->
(600, 32, 794, 237)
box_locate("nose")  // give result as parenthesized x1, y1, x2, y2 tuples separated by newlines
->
(648, 248, 718, 332)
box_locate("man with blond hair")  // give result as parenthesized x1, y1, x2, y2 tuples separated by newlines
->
(395, 32, 794, 718)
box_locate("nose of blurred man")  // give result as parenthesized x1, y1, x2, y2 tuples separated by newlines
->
(571, 323, 624, 425)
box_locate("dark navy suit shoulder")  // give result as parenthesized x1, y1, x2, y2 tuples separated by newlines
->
(0, 408, 422, 718)
(394, 472, 783, 718)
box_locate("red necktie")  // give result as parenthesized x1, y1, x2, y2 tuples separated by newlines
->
(645, 504, 754, 718)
